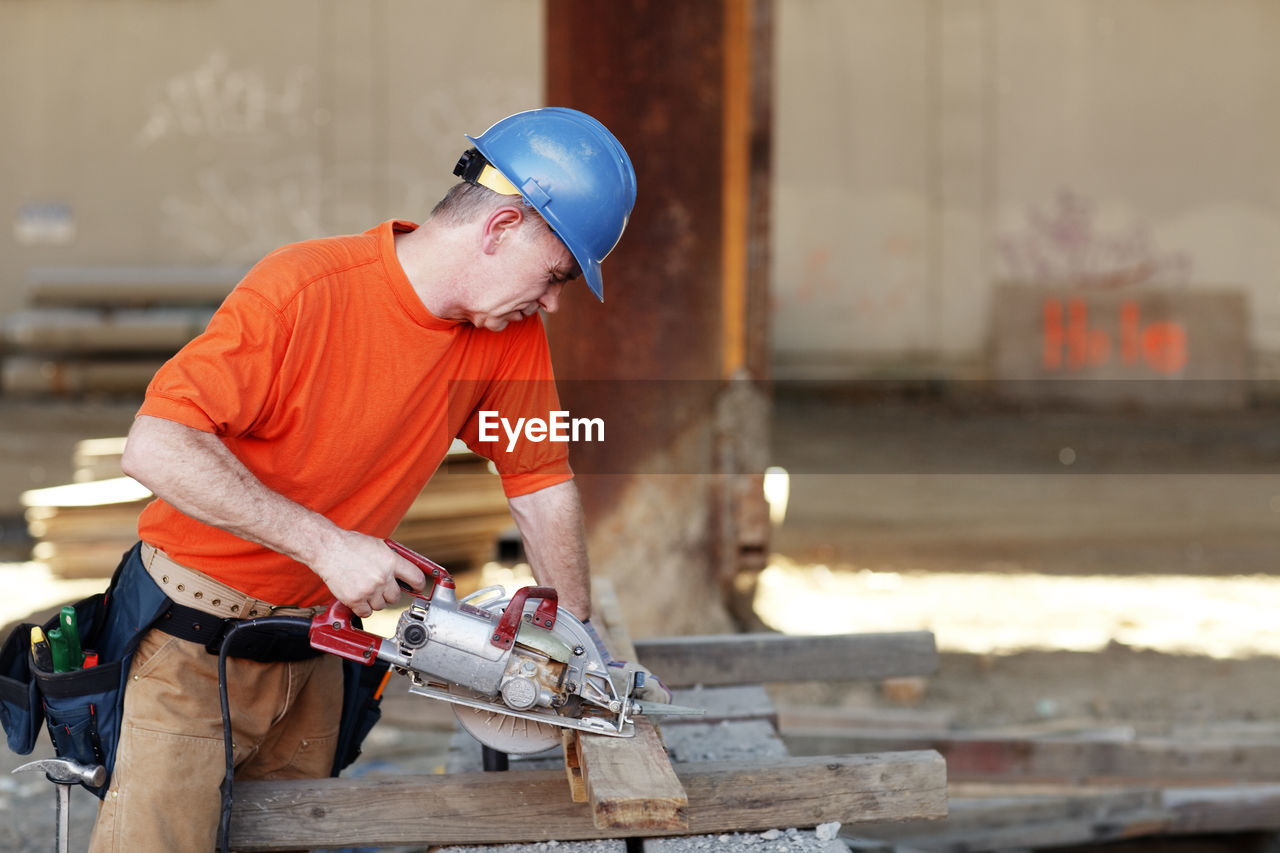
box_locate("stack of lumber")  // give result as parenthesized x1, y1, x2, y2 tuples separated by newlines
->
(392, 449, 513, 568)
(22, 476, 151, 578)
(1, 265, 240, 396)
(776, 709, 1280, 849)
(21, 437, 512, 577)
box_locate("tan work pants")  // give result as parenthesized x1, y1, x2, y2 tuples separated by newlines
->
(89, 627, 343, 852)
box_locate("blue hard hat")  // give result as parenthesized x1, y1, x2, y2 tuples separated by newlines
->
(461, 107, 637, 301)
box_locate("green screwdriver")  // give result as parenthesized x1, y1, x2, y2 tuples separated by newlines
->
(59, 606, 83, 668)
(47, 626, 72, 673)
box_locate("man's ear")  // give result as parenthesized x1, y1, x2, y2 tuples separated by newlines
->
(480, 205, 526, 255)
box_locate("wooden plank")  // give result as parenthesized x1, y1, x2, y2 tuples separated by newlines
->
(398, 486, 509, 520)
(3, 307, 213, 353)
(2, 356, 168, 395)
(25, 264, 243, 307)
(1164, 784, 1280, 833)
(634, 630, 938, 687)
(390, 515, 511, 540)
(863, 783, 1280, 849)
(867, 785, 1147, 849)
(780, 728, 1280, 784)
(592, 576, 638, 659)
(32, 540, 138, 578)
(73, 435, 129, 464)
(577, 577, 688, 830)
(228, 751, 948, 851)
(21, 476, 152, 508)
(27, 506, 145, 541)
(578, 720, 687, 830)
(562, 729, 588, 803)
(776, 705, 954, 733)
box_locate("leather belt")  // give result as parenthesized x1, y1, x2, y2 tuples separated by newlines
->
(140, 542, 326, 620)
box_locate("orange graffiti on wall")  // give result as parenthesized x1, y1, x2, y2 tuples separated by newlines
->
(1042, 298, 1187, 375)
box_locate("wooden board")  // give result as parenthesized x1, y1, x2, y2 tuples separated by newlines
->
(32, 540, 137, 578)
(3, 307, 213, 353)
(3, 357, 167, 395)
(21, 477, 152, 509)
(398, 483, 509, 519)
(863, 782, 1280, 850)
(1164, 783, 1280, 833)
(575, 577, 689, 830)
(24, 265, 243, 307)
(780, 728, 1280, 784)
(228, 751, 948, 851)
(777, 705, 954, 733)
(577, 719, 688, 830)
(562, 729, 587, 803)
(26, 505, 146, 541)
(866, 785, 1168, 850)
(634, 630, 938, 687)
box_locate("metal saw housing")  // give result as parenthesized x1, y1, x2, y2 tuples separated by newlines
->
(309, 541, 631, 750)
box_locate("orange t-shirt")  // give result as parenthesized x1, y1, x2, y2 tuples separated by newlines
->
(136, 220, 572, 606)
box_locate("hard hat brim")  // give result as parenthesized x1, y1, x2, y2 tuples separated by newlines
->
(542, 227, 605, 301)
(581, 256, 604, 302)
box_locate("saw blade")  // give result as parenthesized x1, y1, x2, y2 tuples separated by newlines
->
(453, 703, 563, 754)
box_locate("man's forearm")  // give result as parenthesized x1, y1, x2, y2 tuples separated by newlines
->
(507, 479, 592, 620)
(120, 414, 423, 616)
(122, 415, 342, 565)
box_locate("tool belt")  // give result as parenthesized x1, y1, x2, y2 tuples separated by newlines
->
(0, 543, 170, 798)
(142, 544, 388, 774)
(1, 541, 384, 798)
(141, 543, 324, 662)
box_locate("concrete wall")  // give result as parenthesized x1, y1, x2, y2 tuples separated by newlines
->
(773, 0, 1280, 379)
(4, 1, 1279, 380)
(1, 0, 540, 288)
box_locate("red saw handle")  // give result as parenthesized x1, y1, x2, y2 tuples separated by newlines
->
(310, 600, 383, 664)
(308, 540, 453, 664)
(385, 539, 455, 599)
(490, 585, 559, 650)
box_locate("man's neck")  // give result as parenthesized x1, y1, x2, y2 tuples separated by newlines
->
(394, 220, 470, 322)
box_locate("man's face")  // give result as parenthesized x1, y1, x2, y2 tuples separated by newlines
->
(471, 218, 581, 332)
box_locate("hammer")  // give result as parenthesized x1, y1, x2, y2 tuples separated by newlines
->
(12, 758, 105, 853)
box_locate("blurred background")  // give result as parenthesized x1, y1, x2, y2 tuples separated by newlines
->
(3, 2, 1280, 848)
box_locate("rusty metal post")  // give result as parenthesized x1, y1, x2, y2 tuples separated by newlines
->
(544, 0, 773, 635)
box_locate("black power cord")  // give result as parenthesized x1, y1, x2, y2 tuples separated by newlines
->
(215, 616, 314, 853)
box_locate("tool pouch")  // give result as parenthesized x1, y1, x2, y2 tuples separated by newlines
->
(0, 544, 170, 798)
(331, 648, 390, 775)
(0, 619, 42, 755)
(30, 592, 116, 796)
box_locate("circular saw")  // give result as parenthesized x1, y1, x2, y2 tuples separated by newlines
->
(309, 540, 703, 754)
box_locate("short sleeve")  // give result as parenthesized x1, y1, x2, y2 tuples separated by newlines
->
(454, 317, 574, 498)
(137, 285, 290, 437)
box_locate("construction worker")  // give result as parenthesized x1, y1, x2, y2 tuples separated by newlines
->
(87, 107, 637, 851)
